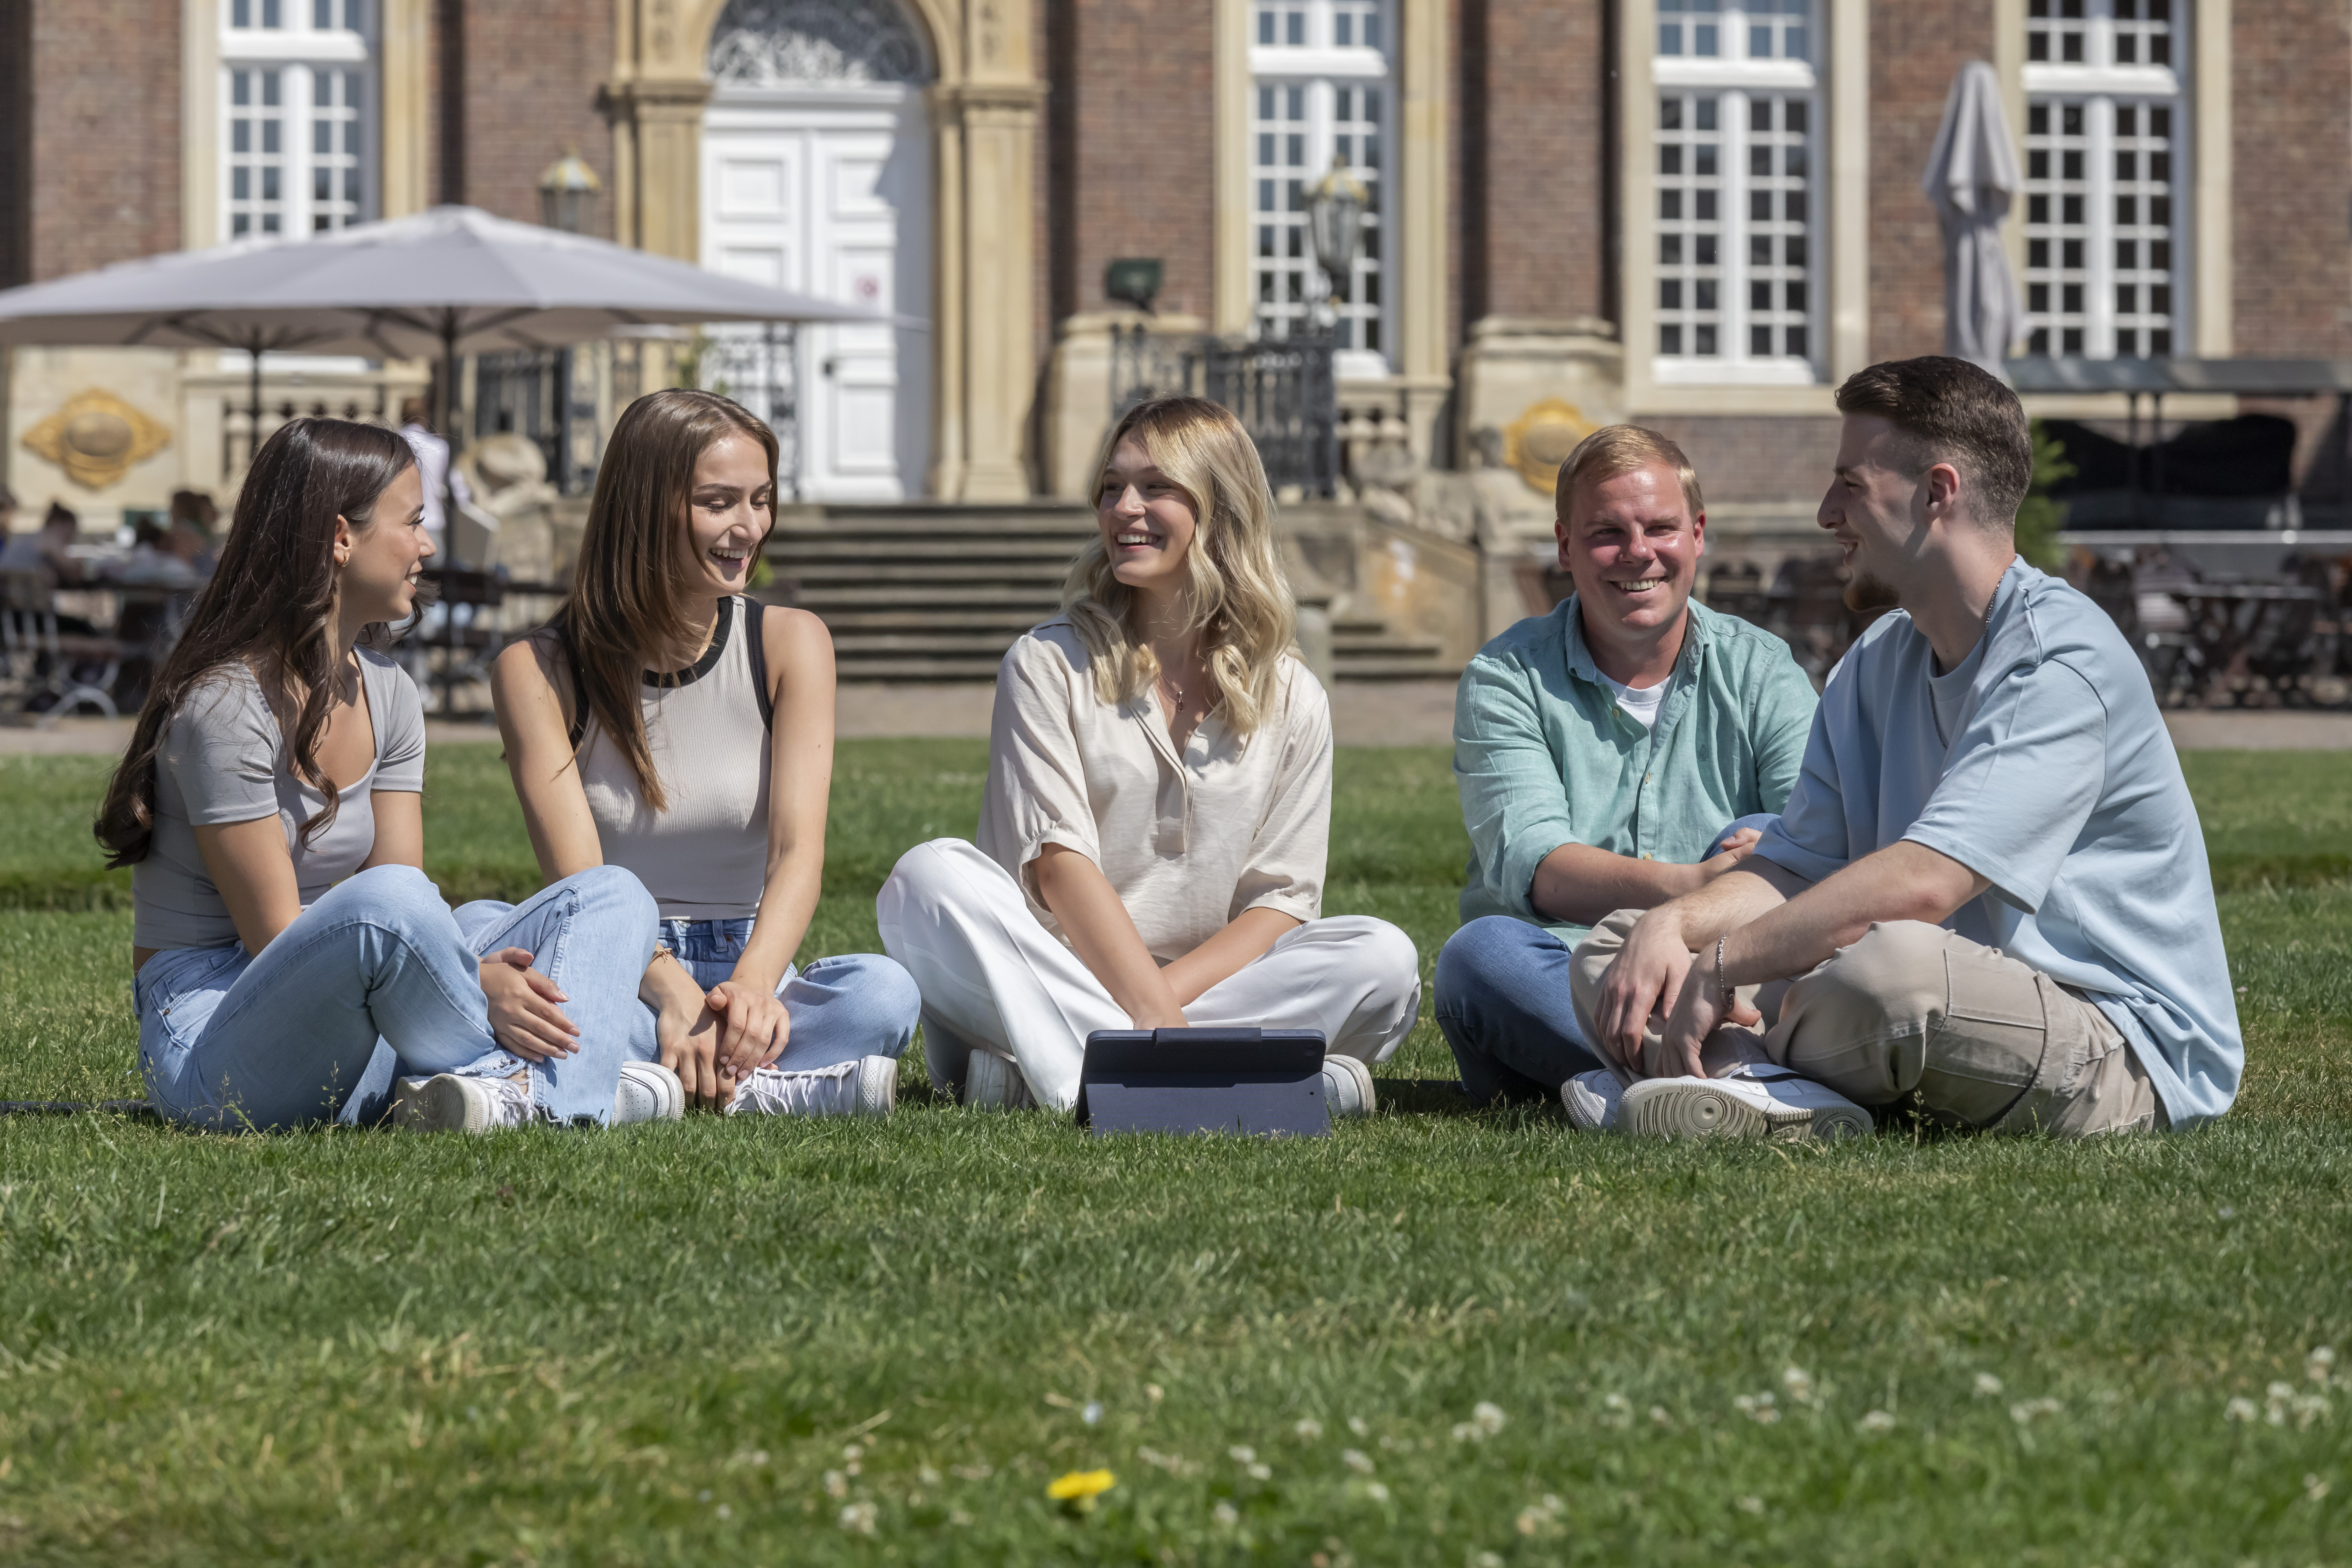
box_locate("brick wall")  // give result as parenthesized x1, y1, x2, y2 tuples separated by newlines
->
(2232, 1, 2352, 357)
(454, 0, 616, 237)
(1644, 414, 1842, 505)
(1464, 0, 1607, 326)
(1867, 1, 1992, 363)
(27, 0, 181, 279)
(1041, 0, 1215, 326)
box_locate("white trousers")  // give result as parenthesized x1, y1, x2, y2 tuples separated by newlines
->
(875, 838, 1423, 1112)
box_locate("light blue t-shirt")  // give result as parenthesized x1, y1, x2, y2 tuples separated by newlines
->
(1753, 559, 2241, 1127)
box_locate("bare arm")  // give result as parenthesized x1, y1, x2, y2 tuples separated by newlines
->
(1160, 905, 1302, 1008)
(192, 816, 307, 958)
(1607, 839, 1989, 1077)
(1032, 845, 1188, 1030)
(359, 789, 424, 871)
(1529, 825, 1763, 927)
(694, 609, 837, 1089)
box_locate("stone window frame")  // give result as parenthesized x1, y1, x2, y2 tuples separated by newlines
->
(1213, 0, 1449, 457)
(1246, 0, 1397, 377)
(2018, 0, 2191, 360)
(1651, 0, 1827, 387)
(217, 1, 379, 241)
(1618, 0, 1867, 416)
(182, 0, 430, 252)
(1996, 0, 2231, 373)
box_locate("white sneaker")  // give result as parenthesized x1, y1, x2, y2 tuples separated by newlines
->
(729, 1056, 898, 1119)
(394, 1072, 536, 1133)
(1321, 1054, 1377, 1119)
(1618, 1063, 1873, 1143)
(613, 1060, 685, 1125)
(1562, 1068, 1626, 1132)
(962, 1048, 1035, 1110)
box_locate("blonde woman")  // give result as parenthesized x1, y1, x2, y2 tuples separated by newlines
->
(491, 389, 919, 1119)
(877, 396, 1421, 1114)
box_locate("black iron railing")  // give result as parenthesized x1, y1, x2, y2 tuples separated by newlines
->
(474, 348, 603, 495)
(1110, 322, 1339, 498)
(698, 324, 802, 500)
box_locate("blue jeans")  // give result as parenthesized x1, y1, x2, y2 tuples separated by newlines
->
(628, 917, 920, 1071)
(135, 864, 657, 1130)
(1435, 814, 1777, 1105)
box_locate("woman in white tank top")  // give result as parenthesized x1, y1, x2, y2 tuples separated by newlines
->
(491, 390, 918, 1117)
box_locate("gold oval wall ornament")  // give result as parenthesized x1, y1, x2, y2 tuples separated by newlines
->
(21, 389, 173, 491)
(1501, 397, 1599, 497)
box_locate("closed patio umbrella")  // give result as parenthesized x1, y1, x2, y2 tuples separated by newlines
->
(1922, 60, 2025, 377)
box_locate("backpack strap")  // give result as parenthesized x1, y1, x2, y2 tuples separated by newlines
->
(742, 596, 775, 734)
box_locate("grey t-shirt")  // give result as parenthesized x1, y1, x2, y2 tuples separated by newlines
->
(132, 650, 427, 950)
(1753, 560, 2242, 1127)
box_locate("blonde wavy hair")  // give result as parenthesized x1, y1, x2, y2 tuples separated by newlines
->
(1062, 396, 1298, 737)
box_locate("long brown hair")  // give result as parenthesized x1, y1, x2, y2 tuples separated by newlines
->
(1063, 396, 1298, 736)
(95, 418, 418, 867)
(549, 388, 778, 809)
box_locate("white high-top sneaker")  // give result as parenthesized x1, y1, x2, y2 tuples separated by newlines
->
(961, 1049, 1035, 1110)
(1321, 1054, 1377, 1119)
(729, 1056, 899, 1119)
(1561, 1068, 1627, 1132)
(612, 1060, 686, 1125)
(394, 1071, 537, 1133)
(1617, 1062, 1873, 1143)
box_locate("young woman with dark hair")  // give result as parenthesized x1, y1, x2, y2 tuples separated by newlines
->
(490, 389, 918, 1119)
(99, 417, 674, 1133)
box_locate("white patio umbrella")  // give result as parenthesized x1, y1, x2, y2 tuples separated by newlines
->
(1921, 60, 2025, 378)
(0, 204, 888, 435)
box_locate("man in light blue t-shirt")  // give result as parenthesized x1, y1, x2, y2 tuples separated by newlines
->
(1573, 356, 2239, 1139)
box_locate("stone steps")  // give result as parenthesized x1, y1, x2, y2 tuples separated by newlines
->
(764, 504, 1453, 683)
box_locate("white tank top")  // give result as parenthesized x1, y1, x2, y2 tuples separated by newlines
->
(576, 595, 772, 921)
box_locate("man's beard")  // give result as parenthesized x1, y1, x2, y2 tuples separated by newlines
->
(1843, 570, 1902, 615)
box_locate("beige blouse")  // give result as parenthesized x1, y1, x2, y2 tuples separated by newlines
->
(976, 617, 1333, 959)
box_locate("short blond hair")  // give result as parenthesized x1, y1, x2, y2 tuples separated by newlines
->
(1556, 425, 1705, 522)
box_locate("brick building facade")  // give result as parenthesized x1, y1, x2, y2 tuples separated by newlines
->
(4, 0, 2347, 574)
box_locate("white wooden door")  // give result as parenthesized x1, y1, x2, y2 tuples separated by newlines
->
(702, 92, 930, 501)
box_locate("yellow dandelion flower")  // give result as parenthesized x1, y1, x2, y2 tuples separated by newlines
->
(1048, 1469, 1117, 1510)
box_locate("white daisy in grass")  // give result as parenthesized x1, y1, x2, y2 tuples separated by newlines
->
(1858, 1410, 1896, 1433)
(1212, 1501, 1240, 1528)
(2225, 1396, 2259, 1423)
(1974, 1373, 2003, 1398)
(838, 1502, 877, 1534)
(1342, 1448, 1374, 1474)
(1294, 1418, 1324, 1440)
(1782, 1367, 1815, 1405)
(2010, 1398, 2061, 1425)
(2309, 1346, 2337, 1384)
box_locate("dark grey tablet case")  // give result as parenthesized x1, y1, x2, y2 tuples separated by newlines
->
(1074, 1028, 1330, 1137)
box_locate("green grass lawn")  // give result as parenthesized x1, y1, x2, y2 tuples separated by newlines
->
(1, 742, 2347, 1565)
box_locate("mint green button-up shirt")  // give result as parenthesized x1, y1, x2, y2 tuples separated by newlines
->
(1454, 596, 1820, 947)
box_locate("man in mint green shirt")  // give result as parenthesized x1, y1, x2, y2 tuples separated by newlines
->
(1436, 426, 1819, 1105)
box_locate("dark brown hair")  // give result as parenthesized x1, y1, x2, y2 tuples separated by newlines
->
(548, 388, 778, 810)
(1834, 356, 2032, 527)
(94, 418, 417, 867)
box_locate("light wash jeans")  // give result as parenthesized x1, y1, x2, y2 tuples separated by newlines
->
(629, 916, 920, 1072)
(134, 863, 657, 1131)
(1434, 813, 1780, 1105)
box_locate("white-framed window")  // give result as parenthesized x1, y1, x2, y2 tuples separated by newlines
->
(2021, 0, 2185, 358)
(1250, 0, 1392, 376)
(222, 0, 377, 240)
(1652, 0, 1822, 385)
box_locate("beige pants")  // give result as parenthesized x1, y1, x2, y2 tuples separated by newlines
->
(1570, 910, 2163, 1137)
